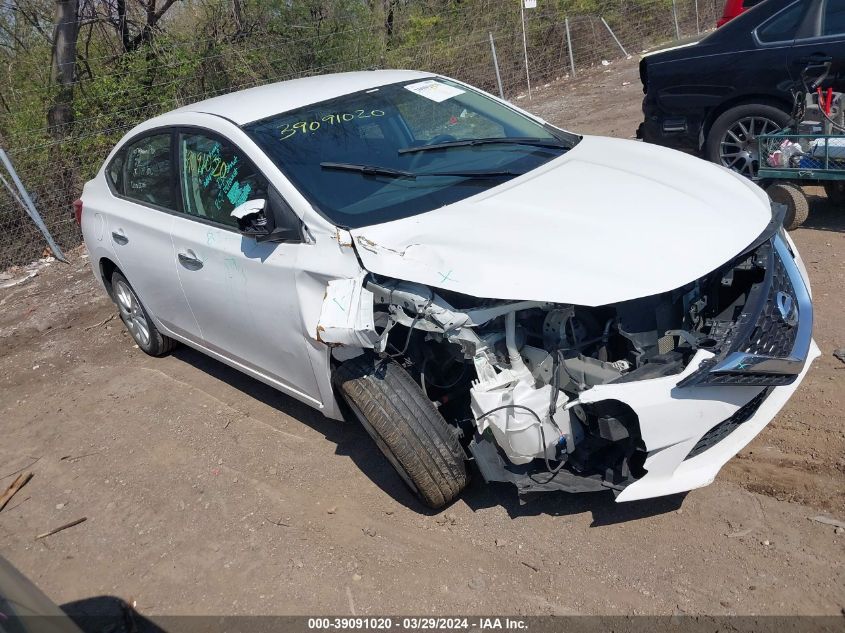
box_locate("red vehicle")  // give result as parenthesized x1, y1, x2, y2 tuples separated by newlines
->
(717, 0, 766, 27)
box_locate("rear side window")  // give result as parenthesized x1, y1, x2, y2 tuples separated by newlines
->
(107, 151, 125, 194)
(757, 2, 805, 42)
(823, 0, 845, 36)
(122, 134, 176, 210)
(178, 132, 268, 228)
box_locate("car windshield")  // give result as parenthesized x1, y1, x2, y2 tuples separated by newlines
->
(242, 78, 578, 228)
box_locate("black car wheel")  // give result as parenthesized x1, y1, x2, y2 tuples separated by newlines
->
(334, 354, 468, 509)
(705, 104, 792, 178)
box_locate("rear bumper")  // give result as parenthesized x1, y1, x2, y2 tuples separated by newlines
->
(639, 95, 702, 153)
(638, 116, 700, 153)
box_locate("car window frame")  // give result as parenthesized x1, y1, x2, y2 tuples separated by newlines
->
(106, 128, 182, 215)
(106, 124, 287, 236)
(755, 0, 845, 45)
(173, 125, 273, 233)
(815, 0, 845, 40)
(752, 0, 812, 46)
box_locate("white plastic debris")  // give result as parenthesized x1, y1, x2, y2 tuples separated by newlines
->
(316, 275, 379, 347)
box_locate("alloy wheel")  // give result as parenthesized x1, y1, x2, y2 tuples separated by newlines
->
(719, 116, 781, 178)
(114, 279, 151, 348)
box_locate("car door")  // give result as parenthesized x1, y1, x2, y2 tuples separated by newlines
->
(787, 0, 845, 89)
(106, 131, 200, 339)
(169, 128, 321, 404)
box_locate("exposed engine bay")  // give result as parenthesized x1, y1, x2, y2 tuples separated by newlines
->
(318, 228, 799, 497)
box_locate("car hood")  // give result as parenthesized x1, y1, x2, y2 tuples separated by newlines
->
(349, 135, 772, 307)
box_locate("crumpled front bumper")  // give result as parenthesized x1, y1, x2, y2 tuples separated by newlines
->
(579, 233, 819, 502)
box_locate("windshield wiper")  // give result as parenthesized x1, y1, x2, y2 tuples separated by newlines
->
(397, 137, 570, 155)
(320, 162, 524, 179)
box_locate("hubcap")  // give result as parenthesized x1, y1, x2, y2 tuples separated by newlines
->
(719, 116, 781, 178)
(114, 280, 150, 347)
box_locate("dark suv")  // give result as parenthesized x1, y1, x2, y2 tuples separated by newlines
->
(638, 0, 845, 177)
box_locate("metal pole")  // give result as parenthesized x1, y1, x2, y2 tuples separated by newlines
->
(0, 149, 67, 262)
(672, 0, 681, 39)
(565, 17, 576, 77)
(520, 1, 532, 99)
(695, 0, 701, 34)
(601, 17, 629, 58)
(489, 32, 505, 99)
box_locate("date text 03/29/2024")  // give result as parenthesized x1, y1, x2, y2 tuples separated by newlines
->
(307, 618, 528, 630)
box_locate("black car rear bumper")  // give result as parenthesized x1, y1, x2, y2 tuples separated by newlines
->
(638, 97, 701, 153)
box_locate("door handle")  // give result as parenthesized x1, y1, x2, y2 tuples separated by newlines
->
(178, 250, 203, 269)
(111, 230, 128, 245)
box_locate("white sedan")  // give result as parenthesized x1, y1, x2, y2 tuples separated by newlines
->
(78, 70, 818, 509)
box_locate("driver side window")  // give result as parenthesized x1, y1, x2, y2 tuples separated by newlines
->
(178, 132, 267, 228)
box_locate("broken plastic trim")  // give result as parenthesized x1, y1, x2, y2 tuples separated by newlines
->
(708, 236, 812, 377)
(678, 235, 812, 387)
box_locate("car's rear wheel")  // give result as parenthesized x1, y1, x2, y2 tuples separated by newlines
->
(767, 182, 809, 230)
(705, 104, 792, 178)
(334, 354, 468, 509)
(111, 271, 176, 357)
(824, 181, 845, 207)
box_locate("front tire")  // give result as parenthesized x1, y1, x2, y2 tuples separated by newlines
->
(334, 354, 468, 509)
(705, 104, 792, 178)
(111, 271, 176, 357)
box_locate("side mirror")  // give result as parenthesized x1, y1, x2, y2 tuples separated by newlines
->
(231, 190, 303, 244)
(231, 199, 269, 237)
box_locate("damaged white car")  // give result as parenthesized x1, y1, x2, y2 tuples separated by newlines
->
(78, 70, 819, 509)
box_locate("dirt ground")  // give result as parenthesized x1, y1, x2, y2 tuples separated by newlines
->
(1, 56, 843, 618)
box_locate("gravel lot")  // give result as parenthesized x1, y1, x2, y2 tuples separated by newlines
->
(1, 56, 843, 617)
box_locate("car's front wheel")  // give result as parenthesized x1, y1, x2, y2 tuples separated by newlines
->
(334, 354, 468, 509)
(705, 104, 792, 178)
(111, 271, 176, 357)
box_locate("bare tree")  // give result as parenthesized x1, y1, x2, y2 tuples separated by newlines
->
(48, 0, 79, 138)
(115, 0, 130, 51)
(125, 0, 178, 51)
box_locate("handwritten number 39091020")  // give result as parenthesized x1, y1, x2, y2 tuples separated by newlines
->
(279, 109, 386, 140)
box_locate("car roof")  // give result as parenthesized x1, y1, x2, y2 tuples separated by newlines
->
(169, 69, 436, 125)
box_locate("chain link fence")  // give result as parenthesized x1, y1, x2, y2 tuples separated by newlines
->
(0, 0, 723, 271)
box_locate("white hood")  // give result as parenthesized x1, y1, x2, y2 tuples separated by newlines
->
(350, 136, 771, 307)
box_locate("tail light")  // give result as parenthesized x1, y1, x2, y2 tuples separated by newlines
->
(72, 198, 83, 226)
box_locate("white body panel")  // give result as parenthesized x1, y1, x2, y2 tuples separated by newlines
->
(81, 109, 363, 418)
(350, 136, 772, 306)
(169, 215, 323, 404)
(106, 200, 199, 337)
